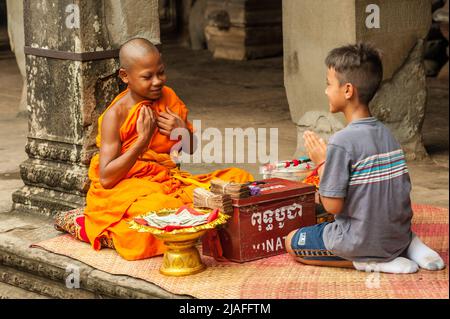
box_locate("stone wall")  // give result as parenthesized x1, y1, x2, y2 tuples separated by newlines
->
(104, 0, 160, 46)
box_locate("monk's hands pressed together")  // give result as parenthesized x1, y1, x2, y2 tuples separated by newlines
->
(157, 106, 186, 137)
(303, 130, 327, 165)
(136, 105, 157, 152)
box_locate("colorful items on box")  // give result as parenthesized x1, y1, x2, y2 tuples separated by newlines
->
(302, 172, 321, 189)
(260, 156, 316, 182)
(262, 156, 312, 171)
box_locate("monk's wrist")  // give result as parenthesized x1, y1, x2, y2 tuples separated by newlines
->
(176, 119, 186, 129)
(134, 138, 148, 153)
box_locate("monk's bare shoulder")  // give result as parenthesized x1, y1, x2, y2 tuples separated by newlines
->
(101, 96, 134, 145)
(102, 97, 132, 132)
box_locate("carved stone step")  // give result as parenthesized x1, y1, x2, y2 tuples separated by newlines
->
(12, 185, 85, 217)
(0, 281, 50, 299)
(0, 264, 100, 299)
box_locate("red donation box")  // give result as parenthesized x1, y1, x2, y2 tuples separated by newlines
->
(202, 178, 316, 262)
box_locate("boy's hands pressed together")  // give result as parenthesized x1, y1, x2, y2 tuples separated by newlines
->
(136, 105, 157, 151)
(157, 106, 186, 136)
(303, 130, 327, 165)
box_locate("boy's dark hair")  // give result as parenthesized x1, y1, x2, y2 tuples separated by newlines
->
(325, 43, 383, 105)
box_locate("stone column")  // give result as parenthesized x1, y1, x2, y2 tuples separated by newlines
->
(12, 0, 160, 216)
(284, 0, 432, 160)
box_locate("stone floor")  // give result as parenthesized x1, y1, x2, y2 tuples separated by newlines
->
(0, 43, 448, 298)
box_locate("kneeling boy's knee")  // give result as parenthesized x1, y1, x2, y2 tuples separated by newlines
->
(285, 230, 298, 257)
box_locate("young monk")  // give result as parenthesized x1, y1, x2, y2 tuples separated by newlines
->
(81, 38, 253, 261)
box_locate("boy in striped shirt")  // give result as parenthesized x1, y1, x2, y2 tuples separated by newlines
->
(286, 43, 445, 273)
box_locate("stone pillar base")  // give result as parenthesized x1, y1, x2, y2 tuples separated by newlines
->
(12, 186, 85, 217)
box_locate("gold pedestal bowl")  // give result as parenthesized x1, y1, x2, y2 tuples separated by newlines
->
(129, 208, 229, 277)
(155, 230, 208, 276)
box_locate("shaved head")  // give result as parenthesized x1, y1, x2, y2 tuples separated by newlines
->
(119, 38, 160, 70)
(118, 38, 167, 101)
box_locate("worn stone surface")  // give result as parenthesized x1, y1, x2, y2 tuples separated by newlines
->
(12, 186, 87, 216)
(0, 264, 99, 299)
(0, 282, 49, 299)
(370, 40, 428, 160)
(354, 0, 432, 80)
(284, 0, 432, 158)
(86, 270, 188, 299)
(23, 0, 159, 52)
(104, 0, 160, 46)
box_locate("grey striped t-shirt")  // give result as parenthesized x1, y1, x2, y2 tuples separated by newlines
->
(320, 117, 413, 262)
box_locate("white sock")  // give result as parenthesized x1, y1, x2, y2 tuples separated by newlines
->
(406, 233, 445, 271)
(353, 257, 419, 274)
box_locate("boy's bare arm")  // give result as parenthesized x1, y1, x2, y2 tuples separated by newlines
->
(316, 165, 345, 215)
(99, 106, 155, 189)
(320, 197, 345, 215)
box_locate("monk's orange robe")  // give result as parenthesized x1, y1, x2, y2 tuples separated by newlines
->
(84, 86, 254, 261)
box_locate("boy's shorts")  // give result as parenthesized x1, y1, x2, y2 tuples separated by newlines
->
(290, 222, 345, 261)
